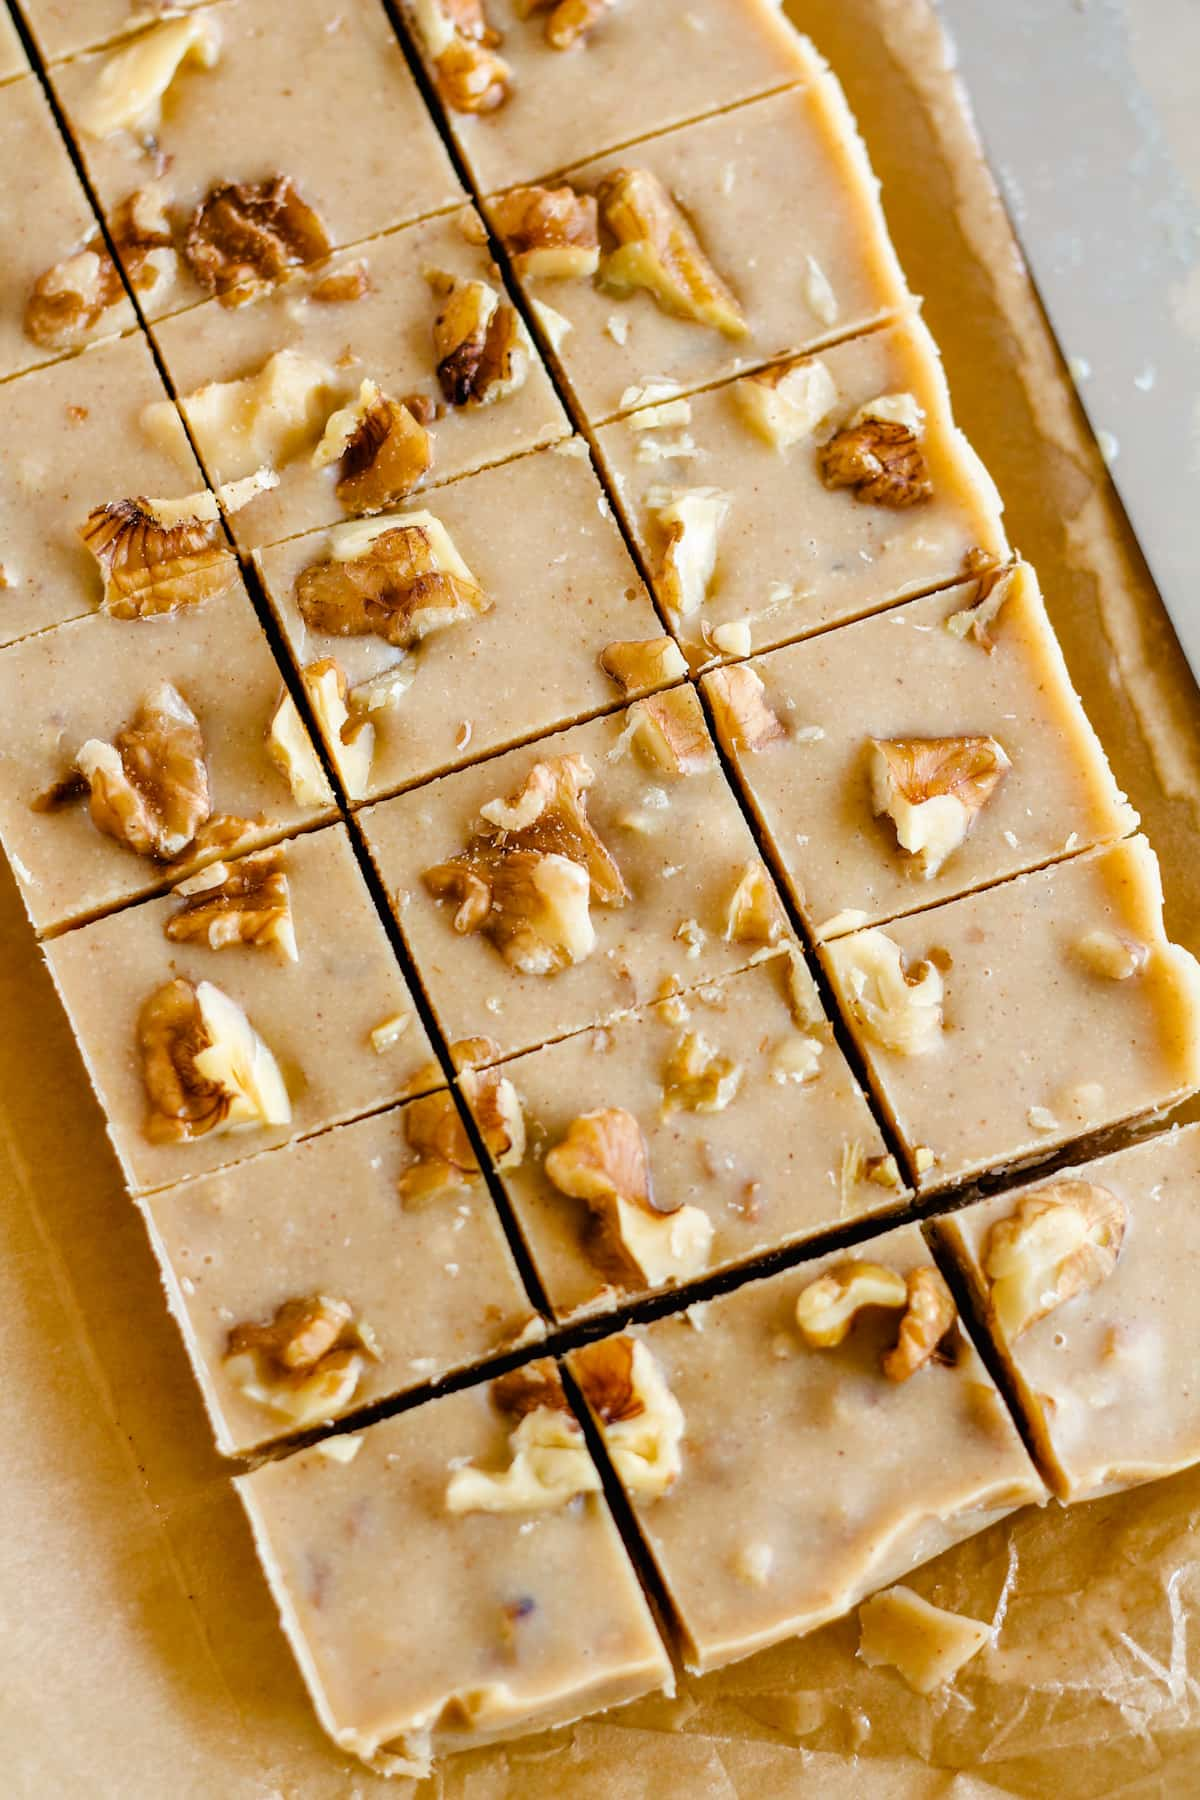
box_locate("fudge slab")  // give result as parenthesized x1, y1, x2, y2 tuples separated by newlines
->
(152, 211, 570, 552)
(0, 333, 209, 649)
(708, 566, 1136, 938)
(236, 1369, 672, 1775)
(599, 316, 1008, 664)
(43, 823, 440, 1194)
(0, 582, 333, 936)
(822, 837, 1200, 1191)
(402, 0, 809, 193)
(0, 8, 27, 80)
(256, 442, 664, 801)
(470, 952, 904, 1322)
(52, 0, 463, 320)
(21, 0, 215, 64)
(568, 1225, 1044, 1673)
(143, 1103, 539, 1455)
(359, 688, 794, 1061)
(935, 1124, 1200, 1501)
(491, 81, 910, 425)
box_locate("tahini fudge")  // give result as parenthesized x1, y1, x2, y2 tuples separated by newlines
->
(236, 1363, 673, 1774)
(20, 0, 215, 64)
(567, 1224, 1044, 1672)
(0, 7, 27, 80)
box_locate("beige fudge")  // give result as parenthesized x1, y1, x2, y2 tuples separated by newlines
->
(598, 317, 1008, 664)
(0, 8, 27, 79)
(568, 1224, 1045, 1673)
(21, 0, 214, 63)
(490, 81, 910, 425)
(935, 1124, 1200, 1501)
(466, 952, 904, 1323)
(43, 823, 439, 1193)
(142, 1103, 540, 1455)
(236, 1366, 673, 1775)
(360, 687, 792, 1061)
(151, 210, 569, 552)
(822, 837, 1200, 1192)
(402, 0, 809, 193)
(52, 0, 462, 319)
(256, 442, 666, 801)
(0, 74, 138, 381)
(0, 333, 209, 649)
(707, 566, 1137, 938)
(0, 583, 335, 935)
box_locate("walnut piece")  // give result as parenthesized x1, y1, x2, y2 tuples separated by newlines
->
(183, 175, 331, 306)
(723, 861, 786, 946)
(166, 847, 297, 960)
(652, 488, 730, 622)
(399, 1089, 481, 1202)
(431, 276, 532, 407)
(310, 259, 371, 304)
(794, 1260, 909, 1347)
(265, 691, 329, 808)
(312, 381, 433, 515)
(820, 411, 932, 508)
(832, 929, 945, 1056)
(24, 233, 126, 351)
(599, 636, 688, 696)
(304, 659, 375, 801)
(75, 682, 210, 861)
(170, 349, 340, 483)
(661, 1031, 742, 1114)
(296, 510, 489, 651)
(223, 1295, 377, 1428)
(597, 167, 747, 337)
(734, 357, 838, 452)
(706, 664, 786, 754)
(946, 560, 1016, 652)
(613, 690, 716, 776)
(80, 495, 237, 620)
(139, 975, 291, 1143)
(111, 183, 180, 310)
(491, 184, 600, 278)
(412, 0, 511, 112)
(869, 736, 1011, 879)
(77, 12, 221, 139)
(446, 1358, 599, 1514)
(460, 1065, 526, 1169)
(574, 1335, 685, 1498)
(982, 1179, 1126, 1340)
(1074, 929, 1150, 982)
(517, 0, 614, 47)
(858, 1587, 991, 1694)
(882, 1266, 958, 1381)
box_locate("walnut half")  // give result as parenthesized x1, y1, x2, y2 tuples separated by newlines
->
(982, 1179, 1126, 1340)
(223, 1295, 377, 1429)
(795, 1258, 957, 1381)
(139, 976, 291, 1143)
(183, 175, 331, 307)
(597, 168, 747, 338)
(819, 410, 932, 508)
(296, 511, 489, 650)
(166, 846, 297, 960)
(75, 682, 211, 861)
(574, 1335, 685, 1498)
(398, 1089, 481, 1202)
(79, 494, 237, 620)
(311, 381, 433, 515)
(599, 637, 689, 697)
(869, 736, 1011, 879)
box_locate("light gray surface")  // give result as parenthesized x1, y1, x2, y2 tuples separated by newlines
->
(936, 0, 1200, 674)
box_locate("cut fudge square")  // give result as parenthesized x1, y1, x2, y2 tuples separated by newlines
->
(706, 565, 1136, 938)
(0, 582, 334, 936)
(150, 211, 570, 553)
(934, 1123, 1200, 1501)
(821, 837, 1200, 1192)
(21, 0, 214, 64)
(52, 0, 463, 321)
(598, 315, 1009, 665)
(0, 8, 27, 79)
(255, 441, 669, 802)
(567, 1224, 1044, 1673)
(465, 950, 905, 1323)
(43, 823, 440, 1194)
(0, 332, 210, 649)
(236, 1362, 673, 1776)
(359, 686, 794, 1061)
(142, 1102, 541, 1455)
(401, 0, 810, 193)
(487, 81, 910, 425)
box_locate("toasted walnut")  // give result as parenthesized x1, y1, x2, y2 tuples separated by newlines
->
(651, 488, 729, 621)
(312, 381, 433, 515)
(139, 976, 290, 1143)
(412, 0, 510, 113)
(171, 348, 339, 483)
(77, 12, 221, 138)
(597, 167, 747, 338)
(574, 1335, 685, 1498)
(858, 1587, 991, 1695)
(491, 1360, 572, 1422)
(76, 683, 210, 861)
(492, 184, 600, 278)
(599, 637, 688, 696)
(79, 495, 236, 620)
(265, 691, 329, 808)
(662, 1032, 742, 1115)
(946, 560, 1016, 652)
(983, 1179, 1126, 1341)
(303, 659, 375, 801)
(869, 736, 1011, 879)
(310, 260, 371, 304)
(611, 690, 716, 776)
(831, 929, 945, 1056)
(449, 1034, 501, 1071)
(296, 511, 489, 651)
(223, 1295, 376, 1428)
(166, 847, 297, 960)
(1074, 929, 1150, 982)
(460, 1065, 525, 1169)
(399, 1089, 481, 1202)
(431, 276, 532, 407)
(539, 0, 614, 48)
(882, 1266, 958, 1381)
(706, 664, 786, 754)
(734, 357, 839, 451)
(183, 175, 331, 306)
(109, 183, 179, 309)
(819, 412, 932, 508)
(723, 862, 785, 946)
(795, 1260, 909, 1347)
(24, 232, 126, 351)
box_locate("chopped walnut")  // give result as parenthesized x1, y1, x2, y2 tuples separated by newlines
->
(652, 487, 729, 621)
(446, 1360, 597, 1515)
(296, 511, 487, 648)
(517, 0, 614, 46)
(183, 176, 331, 307)
(139, 975, 290, 1143)
(574, 1335, 685, 1498)
(24, 232, 126, 351)
(79, 495, 237, 620)
(1074, 929, 1150, 982)
(723, 861, 786, 946)
(795, 1260, 909, 1347)
(431, 276, 532, 406)
(312, 381, 433, 515)
(310, 260, 371, 304)
(706, 664, 785, 754)
(858, 1587, 991, 1694)
(599, 637, 688, 696)
(370, 1011, 411, 1053)
(449, 1034, 502, 1071)
(661, 1031, 742, 1114)
(304, 659, 375, 801)
(597, 167, 747, 337)
(265, 691, 329, 808)
(75, 682, 210, 861)
(734, 357, 838, 451)
(492, 183, 600, 278)
(166, 847, 297, 960)
(110, 183, 179, 310)
(819, 413, 932, 508)
(982, 1179, 1126, 1340)
(460, 1065, 525, 1169)
(76, 12, 222, 139)
(412, 0, 510, 112)
(223, 1295, 376, 1428)
(399, 1089, 481, 1202)
(832, 929, 945, 1056)
(869, 736, 1011, 878)
(946, 560, 1016, 652)
(613, 690, 716, 775)
(882, 1267, 958, 1381)
(491, 1360, 573, 1422)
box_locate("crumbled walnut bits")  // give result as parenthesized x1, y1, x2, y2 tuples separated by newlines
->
(706, 664, 786, 754)
(413, 0, 511, 114)
(446, 1360, 599, 1514)
(574, 1335, 685, 1498)
(430, 274, 533, 407)
(297, 511, 488, 651)
(597, 168, 747, 337)
(599, 637, 688, 696)
(166, 846, 297, 959)
(869, 736, 1011, 879)
(795, 1258, 957, 1381)
(312, 381, 433, 515)
(661, 1031, 741, 1114)
(492, 184, 600, 278)
(223, 1295, 377, 1428)
(734, 357, 838, 452)
(652, 488, 729, 622)
(183, 176, 332, 306)
(24, 231, 126, 351)
(982, 1179, 1126, 1340)
(80, 495, 237, 620)
(833, 929, 945, 1055)
(819, 401, 932, 508)
(77, 12, 222, 140)
(139, 975, 290, 1143)
(399, 1089, 481, 1202)
(74, 682, 210, 861)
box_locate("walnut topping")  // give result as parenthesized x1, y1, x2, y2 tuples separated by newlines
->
(312, 382, 433, 515)
(612, 690, 716, 776)
(297, 511, 489, 652)
(176, 349, 340, 482)
(723, 862, 785, 946)
(183, 176, 331, 306)
(545, 1107, 714, 1287)
(24, 233, 126, 351)
(310, 260, 371, 304)
(79, 496, 236, 620)
(303, 659, 375, 801)
(819, 411, 932, 508)
(599, 637, 688, 696)
(832, 929, 945, 1056)
(77, 12, 222, 139)
(734, 357, 839, 451)
(139, 976, 291, 1143)
(76, 683, 210, 861)
(574, 1335, 685, 1498)
(858, 1587, 991, 1694)
(266, 692, 329, 808)
(795, 1260, 908, 1347)
(1074, 929, 1150, 982)
(447, 1365, 597, 1515)
(869, 736, 1011, 879)
(431, 276, 532, 407)
(491, 1360, 573, 1422)
(166, 847, 297, 960)
(652, 488, 729, 621)
(460, 1065, 525, 1169)
(492, 184, 600, 279)
(982, 1179, 1126, 1340)
(223, 1295, 376, 1428)
(111, 183, 179, 308)
(597, 167, 747, 337)
(661, 1032, 742, 1114)
(946, 560, 1016, 652)
(399, 1089, 481, 1203)
(413, 0, 511, 112)
(706, 664, 786, 754)
(518, 0, 614, 48)
(882, 1267, 958, 1380)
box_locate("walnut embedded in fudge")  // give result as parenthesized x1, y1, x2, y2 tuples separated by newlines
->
(183, 175, 331, 307)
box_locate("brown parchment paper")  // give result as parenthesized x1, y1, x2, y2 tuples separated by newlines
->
(4, 1, 1200, 1793)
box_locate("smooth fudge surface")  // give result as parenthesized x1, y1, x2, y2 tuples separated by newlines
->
(0, 7, 27, 79)
(20, 0, 210, 63)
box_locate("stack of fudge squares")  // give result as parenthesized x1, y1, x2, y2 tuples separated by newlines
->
(3, 0, 1200, 1777)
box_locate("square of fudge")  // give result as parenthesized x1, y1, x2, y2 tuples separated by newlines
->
(402, 0, 809, 193)
(52, 0, 463, 320)
(934, 1123, 1200, 1501)
(598, 316, 1009, 665)
(359, 686, 793, 1060)
(43, 823, 440, 1193)
(0, 582, 334, 935)
(0, 332, 211, 649)
(0, 74, 138, 381)
(21, 0, 212, 64)
(143, 1102, 541, 1454)
(567, 1224, 1044, 1673)
(150, 210, 570, 553)
(706, 565, 1137, 938)
(236, 1362, 673, 1776)
(821, 837, 1200, 1192)
(487, 81, 910, 425)
(464, 950, 905, 1323)
(255, 440, 670, 802)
